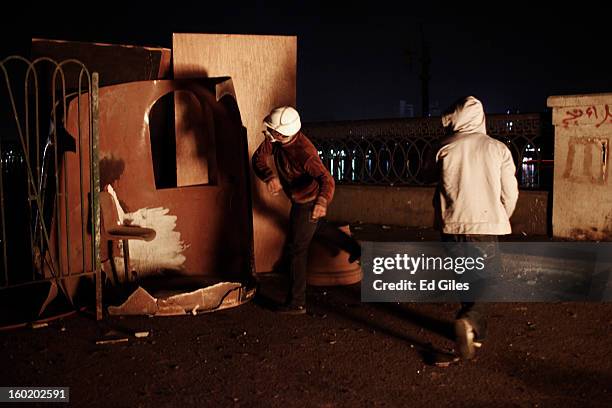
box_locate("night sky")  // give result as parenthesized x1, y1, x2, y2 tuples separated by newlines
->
(4, 3, 612, 122)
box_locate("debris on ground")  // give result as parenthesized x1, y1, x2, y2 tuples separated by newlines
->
(107, 282, 255, 317)
(95, 337, 129, 345)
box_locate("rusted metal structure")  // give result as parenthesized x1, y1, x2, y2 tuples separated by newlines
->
(1, 36, 285, 324)
(1, 45, 257, 323)
(304, 113, 554, 189)
(64, 78, 255, 281)
(0, 56, 102, 320)
(31, 39, 172, 87)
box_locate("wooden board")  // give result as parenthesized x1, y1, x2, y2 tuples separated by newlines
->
(173, 33, 297, 273)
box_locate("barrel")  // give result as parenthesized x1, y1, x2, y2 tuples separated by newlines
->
(307, 224, 362, 286)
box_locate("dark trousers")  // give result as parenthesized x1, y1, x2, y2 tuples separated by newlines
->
(286, 201, 360, 306)
(441, 233, 500, 341)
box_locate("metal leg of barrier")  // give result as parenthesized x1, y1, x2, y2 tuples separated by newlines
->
(95, 268, 103, 320)
(122, 240, 130, 283)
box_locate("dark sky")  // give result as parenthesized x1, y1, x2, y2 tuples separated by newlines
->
(4, 3, 612, 121)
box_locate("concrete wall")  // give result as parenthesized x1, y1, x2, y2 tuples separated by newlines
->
(548, 93, 612, 240)
(327, 185, 549, 236)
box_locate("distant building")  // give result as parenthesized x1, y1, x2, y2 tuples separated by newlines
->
(429, 100, 441, 117)
(399, 100, 415, 118)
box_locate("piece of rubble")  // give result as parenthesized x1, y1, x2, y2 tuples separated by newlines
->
(433, 354, 460, 367)
(434, 359, 459, 368)
(108, 287, 158, 316)
(108, 282, 255, 316)
(96, 337, 129, 345)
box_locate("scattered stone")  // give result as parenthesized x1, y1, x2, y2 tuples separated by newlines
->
(96, 338, 129, 345)
(433, 356, 460, 368)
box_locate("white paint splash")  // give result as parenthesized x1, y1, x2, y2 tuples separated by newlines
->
(105, 185, 188, 277)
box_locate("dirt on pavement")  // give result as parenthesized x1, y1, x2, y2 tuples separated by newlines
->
(1, 274, 611, 407)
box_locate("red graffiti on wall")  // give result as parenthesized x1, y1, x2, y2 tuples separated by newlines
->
(562, 104, 612, 128)
(585, 106, 598, 119)
(596, 104, 612, 128)
(562, 108, 583, 127)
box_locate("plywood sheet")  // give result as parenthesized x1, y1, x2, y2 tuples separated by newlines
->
(173, 33, 297, 272)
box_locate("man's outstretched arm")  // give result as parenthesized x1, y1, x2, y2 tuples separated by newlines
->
(252, 138, 276, 182)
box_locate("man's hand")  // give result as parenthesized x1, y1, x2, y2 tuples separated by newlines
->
(310, 204, 326, 222)
(266, 178, 282, 195)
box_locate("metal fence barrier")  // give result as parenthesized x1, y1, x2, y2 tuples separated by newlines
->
(0, 56, 101, 320)
(305, 113, 553, 189)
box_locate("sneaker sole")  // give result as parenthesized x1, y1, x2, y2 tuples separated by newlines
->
(455, 318, 476, 360)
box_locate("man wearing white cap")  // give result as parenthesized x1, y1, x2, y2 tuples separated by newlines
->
(252, 106, 361, 314)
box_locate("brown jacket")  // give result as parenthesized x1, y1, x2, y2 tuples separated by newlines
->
(252, 132, 335, 208)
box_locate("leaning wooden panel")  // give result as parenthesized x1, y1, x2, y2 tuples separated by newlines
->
(31, 38, 172, 87)
(173, 33, 297, 273)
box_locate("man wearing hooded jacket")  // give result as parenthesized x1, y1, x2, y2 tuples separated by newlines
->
(434, 96, 519, 359)
(252, 106, 361, 315)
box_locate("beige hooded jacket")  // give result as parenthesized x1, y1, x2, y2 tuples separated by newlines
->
(435, 96, 519, 235)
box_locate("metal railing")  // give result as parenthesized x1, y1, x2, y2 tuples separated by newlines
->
(0, 56, 101, 319)
(305, 113, 553, 189)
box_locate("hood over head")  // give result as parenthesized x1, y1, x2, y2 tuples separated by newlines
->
(441, 96, 486, 134)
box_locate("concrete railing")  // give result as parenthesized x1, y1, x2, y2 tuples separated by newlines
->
(327, 185, 549, 236)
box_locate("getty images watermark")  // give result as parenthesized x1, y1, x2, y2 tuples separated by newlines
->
(361, 242, 612, 302)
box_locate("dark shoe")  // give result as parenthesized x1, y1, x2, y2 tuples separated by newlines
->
(348, 244, 362, 263)
(276, 304, 307, 315)
(455, 318, 481, 360)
